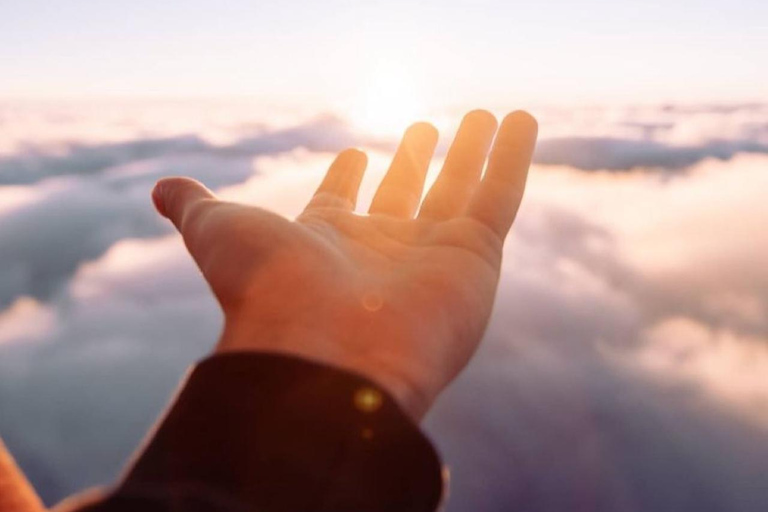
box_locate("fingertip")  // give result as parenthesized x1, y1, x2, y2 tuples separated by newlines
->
(340, 147, 368, 167)
(405, 121, 439, 145)
(151, 178, 185, 217)
(503, 110, 539, 135)
(464, 109, 498, 131)
(150, 177, 214, 227)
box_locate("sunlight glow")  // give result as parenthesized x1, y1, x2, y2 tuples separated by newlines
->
(347, 62, 429, 137)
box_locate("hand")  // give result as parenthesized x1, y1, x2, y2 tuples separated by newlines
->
(152, 110, 538, 420)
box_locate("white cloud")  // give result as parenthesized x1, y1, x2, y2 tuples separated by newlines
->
(0, 297, 55, 345)
(619, 317, 768, 428)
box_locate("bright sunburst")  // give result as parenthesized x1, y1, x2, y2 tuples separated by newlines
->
(347, 62, 429, 137)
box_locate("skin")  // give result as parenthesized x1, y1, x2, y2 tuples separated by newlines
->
(152, 109, 538, 420)
(0, 438, 44, 512)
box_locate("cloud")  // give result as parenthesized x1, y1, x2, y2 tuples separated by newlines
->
(0, 136, 208, 185)
(526, 154, 768, 338)
(622, 317, 768, 427)
(1, 103, 768, 511)
(0, 237, 221, 496)
(533, 137, 768, 171)
(428, 325, 768, 512)
(0, 297, 55, 345)
(0, 115, 368, 186)
(3, 102, 768, 191)
(421, 154, 768, 511)
(0, 114, 387, 308)
(0, 153, 256, 308)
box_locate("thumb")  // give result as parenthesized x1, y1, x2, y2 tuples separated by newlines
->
(152, 177, 216, 232)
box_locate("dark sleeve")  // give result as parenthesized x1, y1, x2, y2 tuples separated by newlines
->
(70, 352, 444, 512)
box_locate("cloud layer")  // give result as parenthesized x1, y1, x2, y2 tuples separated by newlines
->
(0, 102, 767, 511)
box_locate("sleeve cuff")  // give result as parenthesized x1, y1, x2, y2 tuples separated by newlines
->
(116, 352, 445, 512)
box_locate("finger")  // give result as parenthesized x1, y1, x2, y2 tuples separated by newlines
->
(368, 122, 438, 218)
(418, 110, 497, 220)
(466, 111, 538, 239)
(152, 176, 217, 234)
(306, 148, 367, 211)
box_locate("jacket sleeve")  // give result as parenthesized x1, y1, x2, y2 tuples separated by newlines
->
(64, 352, 445, 512)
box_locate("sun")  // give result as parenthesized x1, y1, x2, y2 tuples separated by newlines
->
(347, 62, 429, 137)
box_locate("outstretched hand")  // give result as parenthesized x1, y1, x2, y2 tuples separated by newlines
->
(152, 110, 538, 420)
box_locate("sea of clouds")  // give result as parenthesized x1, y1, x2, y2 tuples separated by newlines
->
(0, 100, 766, 511)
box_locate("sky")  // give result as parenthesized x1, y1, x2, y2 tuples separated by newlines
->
(2, 0, 767, 108)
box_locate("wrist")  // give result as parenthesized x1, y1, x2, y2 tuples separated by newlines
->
(215, 321, 431, 421)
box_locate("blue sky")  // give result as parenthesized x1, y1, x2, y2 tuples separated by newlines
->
(1, 0, 766, 106)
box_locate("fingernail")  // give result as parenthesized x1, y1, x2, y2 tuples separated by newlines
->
(151, 182, 165, 216)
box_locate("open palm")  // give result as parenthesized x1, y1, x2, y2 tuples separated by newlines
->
(152, 110, 538, 419)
